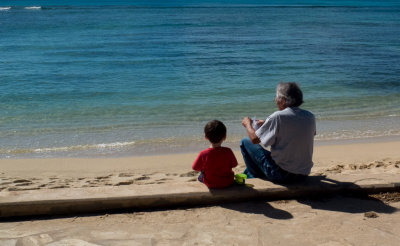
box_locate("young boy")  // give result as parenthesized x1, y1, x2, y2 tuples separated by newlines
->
(192, 120, 238, 189)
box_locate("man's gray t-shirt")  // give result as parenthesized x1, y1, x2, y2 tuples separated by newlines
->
(255, 107, 316, 175)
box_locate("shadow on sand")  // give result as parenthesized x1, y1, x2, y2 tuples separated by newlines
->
(220, 175, 398, 219)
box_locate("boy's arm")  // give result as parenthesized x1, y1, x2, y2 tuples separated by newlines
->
(192, 152, 203, 172)
(230, 149, 238, 168)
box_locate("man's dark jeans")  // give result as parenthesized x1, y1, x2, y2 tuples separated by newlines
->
(240, 137, 306, 183)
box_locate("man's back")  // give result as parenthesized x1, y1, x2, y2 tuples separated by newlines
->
(257, 107, 316, 175)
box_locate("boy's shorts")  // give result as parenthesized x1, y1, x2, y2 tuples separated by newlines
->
(198, 171, 204, 183)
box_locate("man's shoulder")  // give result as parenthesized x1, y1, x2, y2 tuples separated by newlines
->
(298, 108, 315, 119)
(268, 110, 284, 119)
(267, 108, 314, 124)
(267, 109, 292, 121)
(284, 107, 314, 117)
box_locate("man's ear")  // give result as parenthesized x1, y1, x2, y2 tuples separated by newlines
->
(276, 97, 286, 110)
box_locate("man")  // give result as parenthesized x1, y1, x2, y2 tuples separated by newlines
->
(241, 82, 316, 183)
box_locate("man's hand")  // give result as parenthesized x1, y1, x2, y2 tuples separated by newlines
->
(242, 117, 252, 128)
(242, 116, 261, 144)
(255, 119, 265, 127)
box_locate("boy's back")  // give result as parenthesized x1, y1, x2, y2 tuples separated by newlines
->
(192, 147, 238, 189)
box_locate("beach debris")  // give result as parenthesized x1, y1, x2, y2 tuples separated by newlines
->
(364, 211, 379, 218)
(349, 164, 357, 170)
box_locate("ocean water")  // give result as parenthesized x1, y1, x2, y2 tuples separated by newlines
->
(1, 1, 400, 158)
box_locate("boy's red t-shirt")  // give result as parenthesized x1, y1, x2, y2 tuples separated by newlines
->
(192, 147, 238, 189)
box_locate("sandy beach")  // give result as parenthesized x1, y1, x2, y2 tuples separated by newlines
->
(1, 139, 400, 192)
(1, 138, 400, 245)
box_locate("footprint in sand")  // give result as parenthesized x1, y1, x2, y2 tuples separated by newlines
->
(14, 182, 33, 186)
(324, 160, 399, 174)
(7, 186, 41, 191)
(118, 173, 134, 177)
(49, 185, 70, 189)
(153, 178, 172, 184)
(13, 179, 32, 184)
(95, 175, 112, 180)
(179, 171, 198, 177)
(114, 180, 134, 186)
(134, 176, 150, 181)
(156, 178, 171, 181)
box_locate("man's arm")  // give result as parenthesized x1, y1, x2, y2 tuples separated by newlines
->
(242, 117, 261, 144)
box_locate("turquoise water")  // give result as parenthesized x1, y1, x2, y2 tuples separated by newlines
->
(1, 1, 400, 158)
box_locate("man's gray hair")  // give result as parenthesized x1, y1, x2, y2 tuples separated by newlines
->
(276, 82, 304, 107)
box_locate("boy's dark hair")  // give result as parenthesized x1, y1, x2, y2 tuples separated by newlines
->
(204, 120, 227, 144)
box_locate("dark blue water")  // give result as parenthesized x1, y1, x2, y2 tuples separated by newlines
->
(1, 1, 400, 157)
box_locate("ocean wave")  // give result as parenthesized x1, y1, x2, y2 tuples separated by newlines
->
(24, 6, 41, 10)
(0, 141, 136, 155)
(315, 129, 400, 141)
(0, 7, 11, 11)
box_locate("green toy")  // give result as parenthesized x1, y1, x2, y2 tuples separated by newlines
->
(235, 173, 247, 185)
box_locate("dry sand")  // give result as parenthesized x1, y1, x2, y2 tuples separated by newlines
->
(1, 139, 400, 192)
(1, 139, 400, 245)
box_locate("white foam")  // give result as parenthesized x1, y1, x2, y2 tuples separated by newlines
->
(32, 141, 136, 153)
(25, 6, 41, 10)
(0, 7, 11, 11)
(93, 141, 136, 149)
